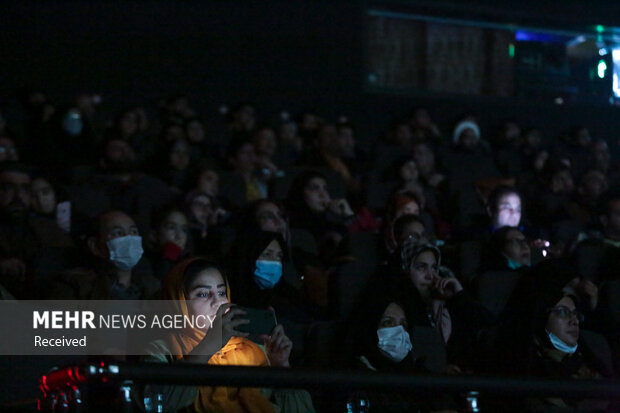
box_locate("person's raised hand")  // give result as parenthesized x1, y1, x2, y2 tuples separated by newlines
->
(328, 198, 354, 217)
(432, 277, 463, 300)
(211, 303, 249, 346)
(261, 324, 292, 367)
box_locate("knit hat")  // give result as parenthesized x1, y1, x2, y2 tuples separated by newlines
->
(453, 120, 480, 145)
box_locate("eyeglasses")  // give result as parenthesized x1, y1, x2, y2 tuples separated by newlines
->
(547, 306, 584, 323)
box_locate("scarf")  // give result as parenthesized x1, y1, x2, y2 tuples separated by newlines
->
(163, 258, 275, 413)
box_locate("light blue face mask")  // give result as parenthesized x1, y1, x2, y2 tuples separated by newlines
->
(107, 235, 144, 271)
(506, 256, 530, 270)
(547, 330, 578, 354)
(254, 260, 283, 289)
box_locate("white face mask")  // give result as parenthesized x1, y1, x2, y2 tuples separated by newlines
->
(377, 325, 412, 362)
(546, 330, 578, 354)
(107, 235, 144, 271)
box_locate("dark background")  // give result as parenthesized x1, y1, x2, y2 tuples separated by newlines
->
(2, 0, 620, 147)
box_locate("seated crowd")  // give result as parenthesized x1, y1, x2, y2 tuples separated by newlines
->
(1, 92, 619, 412)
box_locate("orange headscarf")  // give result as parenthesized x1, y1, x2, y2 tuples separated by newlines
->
(162, 257, 275, 413)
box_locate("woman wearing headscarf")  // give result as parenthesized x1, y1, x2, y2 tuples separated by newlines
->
(340, 282, 457, 412)
(226, 229, 309, 321)
(495, 273, 614, 412)
(397, 238, 495, 373)
(138, 257, 314, 412)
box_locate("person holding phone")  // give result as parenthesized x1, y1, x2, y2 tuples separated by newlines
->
(138, 257, 314, 412)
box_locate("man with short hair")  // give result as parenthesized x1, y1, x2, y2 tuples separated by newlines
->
(48, 210, 159, 299)
(0, 162, 73, 298)
(78, 139, 177, 230)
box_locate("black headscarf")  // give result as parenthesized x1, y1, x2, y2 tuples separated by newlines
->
(226, 229, 287, 308)
(345, 281, 415, 371)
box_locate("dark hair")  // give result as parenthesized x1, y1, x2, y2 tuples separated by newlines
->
(226, 230, 287, 307)
(286, 169, 328, 212)
(241, 198, 286, 231)
(345, 280, 413, 366)
(483, 226, 524, 271)
(392, 214, 425, 244)
(487, 185, 522, 215)
(84, 209, 135, 239)
(152, 205, 187, 229)
(182, 258, 225, 297)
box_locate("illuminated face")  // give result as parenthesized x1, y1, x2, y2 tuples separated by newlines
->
(378, 303, 408, 330)
(157, 211, 189, 250)
(303, 177, 330, 212)
(546, 296, 580, 347)
(31, 177, 57, 215)
(502, 229, 531, 267)
(494, 193, 522, 228)
(408, 250, 438, 299)
(186, 268, 228, 332)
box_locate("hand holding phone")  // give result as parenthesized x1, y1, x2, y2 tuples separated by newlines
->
(234, 307, 277, 343)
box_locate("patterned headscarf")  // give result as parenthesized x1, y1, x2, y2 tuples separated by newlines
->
(400, 237, 441, 273)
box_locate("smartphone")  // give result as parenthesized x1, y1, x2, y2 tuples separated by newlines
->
(56, 201, 71, 233)
(235, 307, 277, 343)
